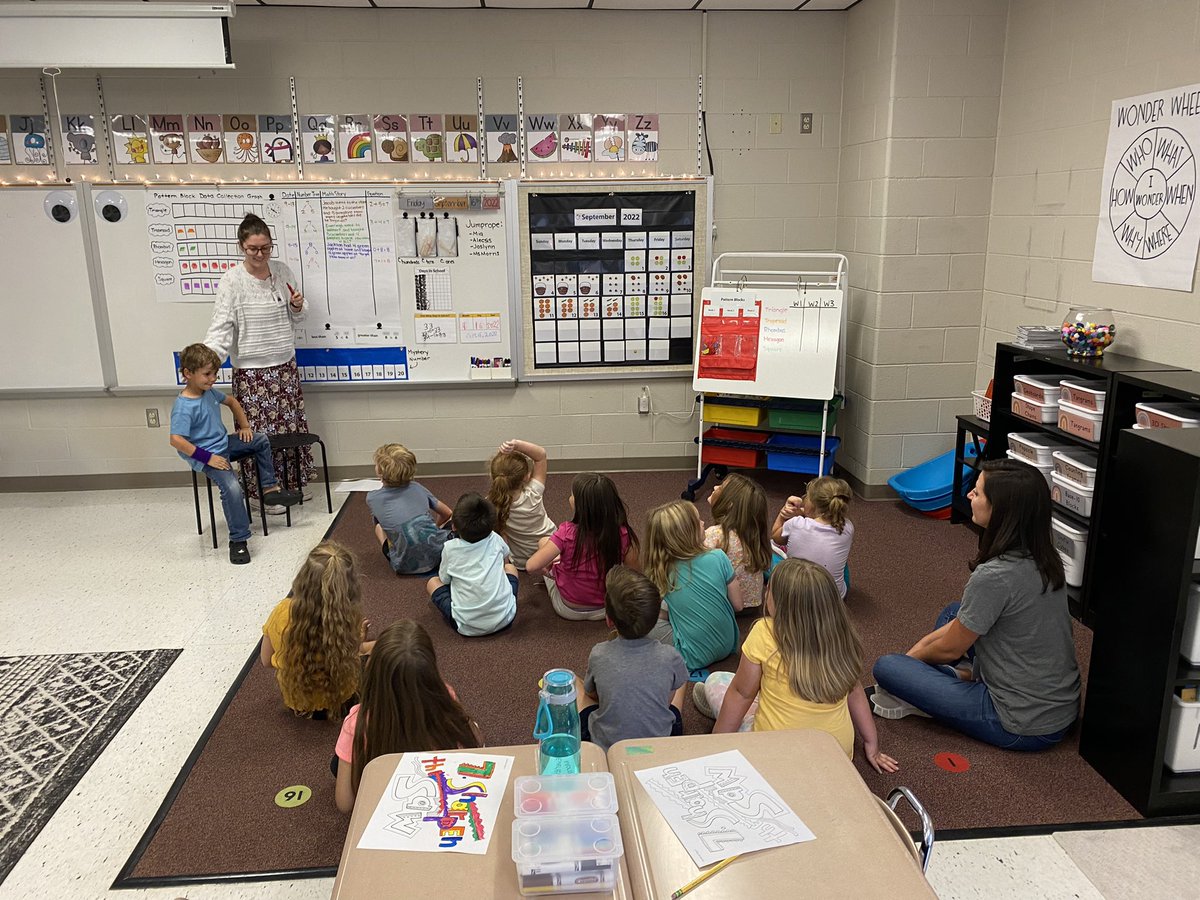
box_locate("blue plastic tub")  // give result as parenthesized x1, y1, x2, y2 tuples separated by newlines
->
(764, 434, 841, 474)
(887, 443, 981, 504)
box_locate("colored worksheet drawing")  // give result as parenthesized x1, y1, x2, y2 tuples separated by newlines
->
(633, 749, 813, 868)
(357, 752, 514, 854)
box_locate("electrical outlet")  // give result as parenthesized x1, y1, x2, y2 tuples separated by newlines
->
(145, 408, 160, 428)
(800, 113, 813, 134)
(638, 387, 650, 415)
(769, 114, 783, 135)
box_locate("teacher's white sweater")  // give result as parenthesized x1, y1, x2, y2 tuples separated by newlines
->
(203, 260, 307, 369)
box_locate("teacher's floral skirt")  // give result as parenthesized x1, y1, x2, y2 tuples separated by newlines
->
(233, 359, 315, 497)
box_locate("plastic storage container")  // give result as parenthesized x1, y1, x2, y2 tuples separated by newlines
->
(764, 433, 840, 474)
(1051, 470, 1095, 517)
(702, 402, 765, 427)
(1007, 449, 1052, 487)
(512, 815, 624, 896)
(700, 427, 768, 469)
(1179, 582, 1200, 666)
(1014, 373, 1064, 404)
(1009, 432, 1074, 466)
(1134, 402, 1200, 429)
(1051, 515, 1088, 587)
(1164, 694, 1200, 774)
(1057, 399, 1104, 443)
(1059, 378, 1106, 412)
(766, 397, 841, 431)
(1012, 392, 1058, 424)
(513, 774, 618, 818)
(1051, 448, 1099, 488)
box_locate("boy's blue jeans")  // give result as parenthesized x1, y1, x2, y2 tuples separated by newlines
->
(872, 602, 1070, 751)
(201, 433, 279, 544)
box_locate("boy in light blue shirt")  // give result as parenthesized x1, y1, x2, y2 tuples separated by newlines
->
(426, 493, 519, 636)
(169, 343, 300, 564)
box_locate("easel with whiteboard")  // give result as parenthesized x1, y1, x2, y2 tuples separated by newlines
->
(686, 252, 847, 499)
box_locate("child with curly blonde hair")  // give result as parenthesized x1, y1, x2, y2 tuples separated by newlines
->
(261, 541, 373, 718)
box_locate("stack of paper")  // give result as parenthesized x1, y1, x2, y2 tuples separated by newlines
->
(1014, 325, 1062, 350)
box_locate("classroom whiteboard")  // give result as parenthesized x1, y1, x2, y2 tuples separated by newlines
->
(91, 183, 515, 388)
(0, 187, 106, 390)
(692, 287, 842, 401)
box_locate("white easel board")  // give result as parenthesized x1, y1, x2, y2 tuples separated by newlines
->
(692, 287, 842, 401)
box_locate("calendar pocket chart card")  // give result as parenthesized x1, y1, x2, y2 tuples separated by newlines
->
(519, 180, 711, 378)
(693, 287, 843, 400)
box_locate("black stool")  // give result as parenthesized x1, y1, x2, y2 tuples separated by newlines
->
(269, 433, 333, 525)
(190, 454, 270, 548)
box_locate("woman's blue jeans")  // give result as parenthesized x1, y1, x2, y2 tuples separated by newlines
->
(872, 602, 1069, 751)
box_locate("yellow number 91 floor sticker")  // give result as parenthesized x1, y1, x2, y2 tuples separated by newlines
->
(274, 785, 312, 808)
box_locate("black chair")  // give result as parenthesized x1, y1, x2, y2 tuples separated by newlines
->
(268, 433, 333, 526)
(189, 453, 270, 548)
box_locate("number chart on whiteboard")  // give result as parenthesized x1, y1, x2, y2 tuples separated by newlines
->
(693, 287, 842, 401)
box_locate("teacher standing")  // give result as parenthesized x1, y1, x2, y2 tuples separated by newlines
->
(204, 213, 314, 505)
(871, 459, 1080, 750)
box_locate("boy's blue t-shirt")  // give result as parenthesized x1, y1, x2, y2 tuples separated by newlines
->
(664, 549, 739, 671)
(170, 388, 229, 472)
(368, 483, 451, 574)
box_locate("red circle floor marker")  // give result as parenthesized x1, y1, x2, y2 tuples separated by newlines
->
(934, 751, 970, 773)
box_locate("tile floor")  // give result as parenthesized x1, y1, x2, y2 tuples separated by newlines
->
(1, 486, 1197, 900)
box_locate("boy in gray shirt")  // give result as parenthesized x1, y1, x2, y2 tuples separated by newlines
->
(578, 566, 689, 752)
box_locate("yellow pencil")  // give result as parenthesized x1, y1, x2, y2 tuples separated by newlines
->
(670, 854, 740, 899)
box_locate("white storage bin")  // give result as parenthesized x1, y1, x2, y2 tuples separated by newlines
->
(1180, 582, 1200, 665)
(1059, 378, 1106, 412)
(1009, 432, 1074, 466)
(1165, 694, 1200, 774)
(1012, 392, 1058, 424)
(1135, 402, 1200, 429)
(1051, 448, 1100, 488)
(1014, 374, 1064, 404)
(1051, 515, 1087, 588)
(1051, 470, 1095, 517)
(1007, 449, 1052, 487)
(1057, 399, 1104, 443)
(512, 815, 624, 895)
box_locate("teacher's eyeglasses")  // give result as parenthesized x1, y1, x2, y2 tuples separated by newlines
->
(244, 244, 273, 256)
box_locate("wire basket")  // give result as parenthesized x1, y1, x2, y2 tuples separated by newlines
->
(972, 390, 992, 423)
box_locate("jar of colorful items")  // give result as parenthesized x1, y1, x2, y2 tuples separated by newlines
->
(1061, 308, 1116, 358)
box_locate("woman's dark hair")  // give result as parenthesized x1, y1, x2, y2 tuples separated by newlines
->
(570, 472, 637, 575)
(971, 458, 1064, 592)
(237, 212, 270, 245)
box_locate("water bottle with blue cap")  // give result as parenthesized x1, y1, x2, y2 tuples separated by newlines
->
(533, 668, 582, 775)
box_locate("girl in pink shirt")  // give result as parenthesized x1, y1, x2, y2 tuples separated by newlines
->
(526, 472, 640, 621)
(772, 476, 855, 600)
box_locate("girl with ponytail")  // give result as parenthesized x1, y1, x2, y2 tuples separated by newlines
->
(772, 476, 856, 600)
(261, 541, 372, 718)
(487, 438, 555, 569)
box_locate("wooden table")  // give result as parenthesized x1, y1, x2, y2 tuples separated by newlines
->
(331, 742, 633, 899)
(608, 731, 936, 899)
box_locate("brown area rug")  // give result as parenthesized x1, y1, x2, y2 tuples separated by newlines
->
(115, 468, 1139, 886)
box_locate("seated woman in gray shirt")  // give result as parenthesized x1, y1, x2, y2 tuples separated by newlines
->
(870, 458, 1080, 750)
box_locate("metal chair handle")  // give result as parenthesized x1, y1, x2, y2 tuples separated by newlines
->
(887, 786, 935, 872)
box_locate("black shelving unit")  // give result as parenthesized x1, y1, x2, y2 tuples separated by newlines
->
(989, 343, 1185, 623)
(951, 414, 989, 525)
(1080, 419, 1200, 816)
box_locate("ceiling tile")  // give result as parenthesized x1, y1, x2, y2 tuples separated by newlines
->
(798, 0, 855, 9)
(593, 0, 697, 8)
(698, 0, 805, 9)
(484, 0, 590, 6)
(373, 0, 481, 6)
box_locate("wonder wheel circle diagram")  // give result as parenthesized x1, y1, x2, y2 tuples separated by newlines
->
(1109, 126, 1196, 259)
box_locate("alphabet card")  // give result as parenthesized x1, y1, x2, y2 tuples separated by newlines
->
(595, 114, 626, 161)
(224, 114, 259, 164)
(0, 116, 10, 165)
(61, 114, 98, 165)
(410, 114, 445, 164)
(259, 114, 294, 164)
(374, 114, 409, 163)
(444, 113, 479, 163)
(357, 752, 514, 854)
(484, 113, 519, 164)
(188, 114, 225, 164)
(302, 114, 337, 163)
(628, 114, 660, 162)
(150, 114, 186, 165)
(559, 113, 593, 161)
(111, 115, 149, 165)
(526, 113, 559, 163)
(11, 115, 49, 166)
(339, 114, 373, 162)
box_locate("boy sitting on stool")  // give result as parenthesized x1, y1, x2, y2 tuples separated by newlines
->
(169, 343, 301, 564)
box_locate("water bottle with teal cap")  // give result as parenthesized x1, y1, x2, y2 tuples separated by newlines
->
(533, 668, 582, 775)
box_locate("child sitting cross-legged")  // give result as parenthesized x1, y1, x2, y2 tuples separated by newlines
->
(169, 342, 301, 565)
(369, 443, 454, 575)
(425, 493, 520, 637)
(576, 565, 688, 753)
